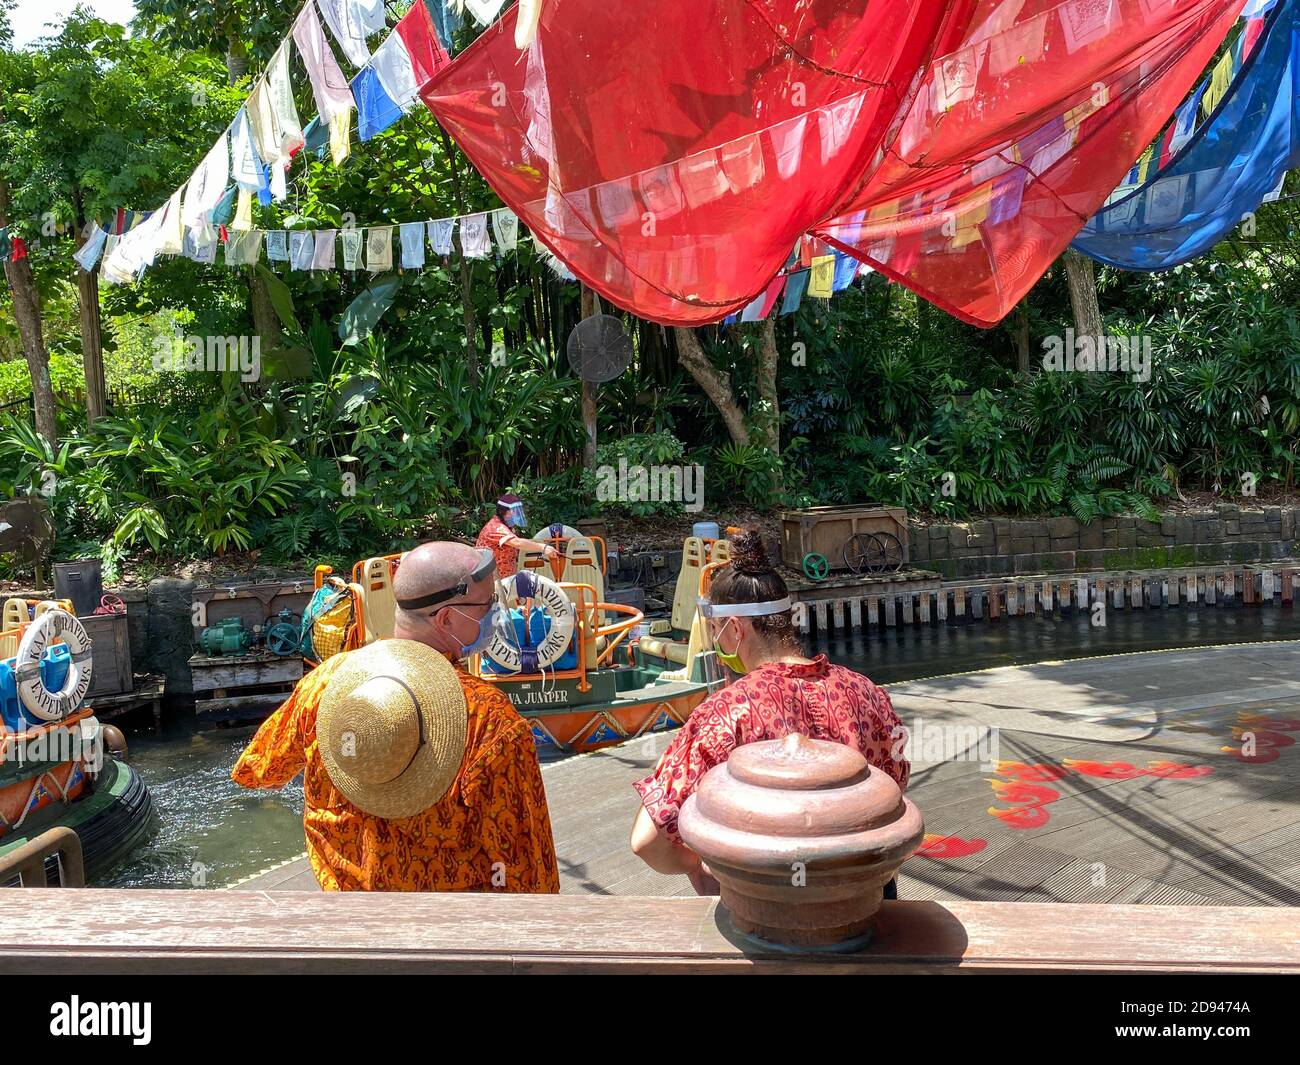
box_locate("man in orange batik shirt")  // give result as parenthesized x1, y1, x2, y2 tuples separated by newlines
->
(232, 541, 559, 893)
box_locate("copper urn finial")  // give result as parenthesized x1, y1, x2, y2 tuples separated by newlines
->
(679, 733, 923, 949)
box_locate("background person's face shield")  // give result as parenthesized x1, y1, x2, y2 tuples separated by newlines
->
(695, 594, 793, 685)
(499, 498, 527, 528)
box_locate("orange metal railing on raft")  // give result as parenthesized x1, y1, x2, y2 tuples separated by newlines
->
(307, 565, 369, 666)
(312, 559, 642, 687)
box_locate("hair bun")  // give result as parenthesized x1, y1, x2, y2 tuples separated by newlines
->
(728, 528, 773, 577)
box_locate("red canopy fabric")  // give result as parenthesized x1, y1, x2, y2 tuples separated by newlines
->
(421, 0, 1243, 327)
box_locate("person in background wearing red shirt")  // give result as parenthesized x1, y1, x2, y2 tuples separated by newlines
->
(475, 492, 560, 579)
(630, 528, 910, 895)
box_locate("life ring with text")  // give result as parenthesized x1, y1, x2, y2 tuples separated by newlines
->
(485, 571, 575, 673)
(15, 608, 93, 722)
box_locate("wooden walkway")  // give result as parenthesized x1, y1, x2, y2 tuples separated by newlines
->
(236, 640, 1300, 905)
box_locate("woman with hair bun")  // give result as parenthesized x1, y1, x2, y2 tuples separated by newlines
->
(630, 528, 909, 893)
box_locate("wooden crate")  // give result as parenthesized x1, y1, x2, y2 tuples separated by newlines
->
(189, 650, 303, 695)
(191, 578, 314, 638)
(780, 506, 910, 572)
(80, 611, 133, 698)
(189, 650, 303, 725)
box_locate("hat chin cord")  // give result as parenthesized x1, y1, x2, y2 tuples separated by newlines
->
(374, 674, 426, 779)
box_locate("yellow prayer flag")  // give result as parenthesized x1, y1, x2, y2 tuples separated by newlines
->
(808, 255, 835, 298)
(1134, 145, 1155, 184)
(330, 111, 352, 167)
(1201, 51, 1233, 118)
(232, 190, 253, 232)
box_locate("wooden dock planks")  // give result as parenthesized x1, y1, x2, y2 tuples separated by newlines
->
(234, 642, 1300, 912)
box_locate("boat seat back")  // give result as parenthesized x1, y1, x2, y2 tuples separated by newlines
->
(656, 609, 705, 683)
(359, 557, 398, 642)
(638, 637, 689, 666)
(710, 539, 731, 563)
(563, 536, 604, 606)
(0, 600, 25, 658)
(2, 599, 26, 630)
(671, 537, 706, 632)
(534, 523, 580, 541)
(517, 543, 546, 573)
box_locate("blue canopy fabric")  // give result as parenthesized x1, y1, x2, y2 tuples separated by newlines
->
(1071, 0, 1297, 270)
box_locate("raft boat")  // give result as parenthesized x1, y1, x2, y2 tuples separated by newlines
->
(0, 600, 155, 883)
(310, 533, 728, 754)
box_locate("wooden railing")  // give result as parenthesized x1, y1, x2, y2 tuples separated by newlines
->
(0, 892, 1295, 973)
(0, 827, 85, 888)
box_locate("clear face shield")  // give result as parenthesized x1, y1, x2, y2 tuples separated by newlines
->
(695, 594, 794, 686)
(499, 498, 527, 529)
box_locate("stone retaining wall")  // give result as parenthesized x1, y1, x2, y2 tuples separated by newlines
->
(908, 505, 1298, 580)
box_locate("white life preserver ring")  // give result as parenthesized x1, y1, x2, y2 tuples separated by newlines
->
(14, 608, 93, 722)
(484, 571, 575, 673)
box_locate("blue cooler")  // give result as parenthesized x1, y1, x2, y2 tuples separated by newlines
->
(0, 644, 71, 730)
(40, 643, 70, 695)
(0, 659, 21, 732)
(693, 521, 721, 540)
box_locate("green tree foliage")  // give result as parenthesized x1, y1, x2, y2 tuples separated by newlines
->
(1, 3, 1297, 584)
(0, 15, 238, 244)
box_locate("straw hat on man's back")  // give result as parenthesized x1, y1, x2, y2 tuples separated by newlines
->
(317, 640, 468, 819)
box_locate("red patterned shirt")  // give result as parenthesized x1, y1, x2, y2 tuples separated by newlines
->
(633, 655, 909, 842)
(475, 515, 518, 578)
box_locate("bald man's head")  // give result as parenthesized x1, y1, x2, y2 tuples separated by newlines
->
(392, 541, 497, 654)
(393, 542, 485, 603)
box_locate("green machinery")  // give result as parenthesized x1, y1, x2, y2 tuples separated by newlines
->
(198, 617, 253, 657)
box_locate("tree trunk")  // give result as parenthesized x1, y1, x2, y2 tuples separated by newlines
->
(249, 269, 282, 349)
(4, 257, 56, 445)
(672, 326, 751, 447)
(72, 187, 106, 425)
(439, 126, 479, 386)
(0, 182, 56, 444)
(1015, 299, 1031, 373)
(754, 318, 781, 456)
(225, 24, 248, 86)
(76, 266, 106, 424)
(1063, 248, 1103, 340)
(461, 258, 479, 385)
(579, 285, 599, 470)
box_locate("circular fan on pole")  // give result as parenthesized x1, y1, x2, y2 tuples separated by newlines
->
(566, 314, 633, 382)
